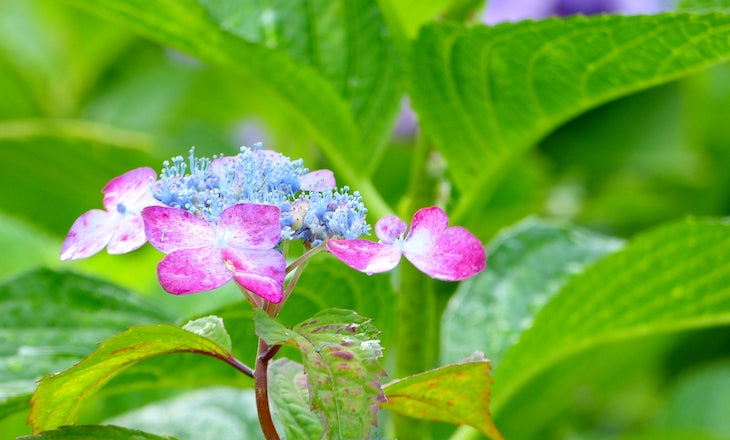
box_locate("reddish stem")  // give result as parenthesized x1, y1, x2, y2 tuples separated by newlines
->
(254, 338, 280, 440)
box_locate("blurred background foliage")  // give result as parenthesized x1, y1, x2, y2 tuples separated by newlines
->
(1, 0, 729, 439)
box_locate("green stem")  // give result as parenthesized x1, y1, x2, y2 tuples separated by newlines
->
(392, 135, 440, 440)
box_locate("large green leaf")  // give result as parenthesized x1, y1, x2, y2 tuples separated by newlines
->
(18, 425, 177, 440)
(255, 309, 385, 440)
(381, 360, 502, 439)
(64, 0, 398, 217)
(493, 218, 730, 416)
(197, 0, 402, 168)
(0, 269, 173, 417)
(410, 13, 730, 223)
(28, 319, 240, 433)
(441, 218, 624, 367)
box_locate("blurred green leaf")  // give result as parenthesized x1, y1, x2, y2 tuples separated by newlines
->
(654, 361, 730, 438)
(410, 13, 730, 223)
(256, 309, 385, 440)
(441, 218, 624, 367)
(493, 218, 730, 416)
(0, 119, 158, 236)
(29, 323, 240, 433)
(104, 387, 261, 440)
(18, 425, 177, 440)
(64, 0, 398, 217)
(382, 360, 502, 439)
(679, 0, 730, 12)
(269, 359, 325, 440)
(0, 269, 173, 413)
(0, 0, 135, 117)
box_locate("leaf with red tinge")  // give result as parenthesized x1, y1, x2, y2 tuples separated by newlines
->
(381, 359, 503, 440)
(255, 308, 386, 440)
(28, 319, 238, 434)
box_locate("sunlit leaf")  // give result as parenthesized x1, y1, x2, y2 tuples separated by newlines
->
(255, 309, 385, 440)
(182, 316, 232, 353)
(269, 359, 325, 440)
(441, 218, 624, 367)
(382, 359, 502, 439)
(493, 219, 730, 416)
(29, 321, 239, 433)
(410, 13, 730, 223)
(18, 425, 177, 440)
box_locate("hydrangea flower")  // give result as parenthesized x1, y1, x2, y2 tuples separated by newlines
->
(142, 203, 286, 302)
(482, 0, 669, 24)
(61, 167, 163, 260)
(327, 207, 486, 281)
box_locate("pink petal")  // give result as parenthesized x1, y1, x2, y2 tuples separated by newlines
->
(375, 216, 407, 244)
(143, 206, 214, 253)
(102, 167, 158, 211)
(327, 239, 402, 275)
(157, 246, 231, 294)
(60, 210, 117, 260)
(210, 156, 236, 177)
(107, 213, 148, 254)
(219, 204, 281, 249)
(300, 169, 336, 191)
(222, 247, 286, 303)
(403, 207, 486, 281)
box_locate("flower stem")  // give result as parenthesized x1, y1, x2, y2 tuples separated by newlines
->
(254, 337, 280, 440)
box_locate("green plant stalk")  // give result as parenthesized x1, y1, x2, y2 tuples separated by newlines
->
(392, 135, 440, 440)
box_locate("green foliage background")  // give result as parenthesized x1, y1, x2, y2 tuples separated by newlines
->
(1, 0, 730, 439)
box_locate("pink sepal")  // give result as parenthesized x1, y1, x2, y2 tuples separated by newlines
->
(220, 204, 281, 249)
(61, 210, 115, 261)
(375, 216, 407, 243)
(143, 206, 214, 253)
(157, 247, 231, 294)
(223, 248, 286, 303)
(300, 169, 336, 191)
(326, 239, 402, 275)
(102, 167, 160, 211)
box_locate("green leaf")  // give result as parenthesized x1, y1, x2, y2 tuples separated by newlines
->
(679, 0, 730, 13)
(28, 323, 239, 433)
(654, 361, 730, 438)
(0, 119, 158, 236)
(410, 13, 730, 223)
(0, 269, 173, 413)
(104, 387, 261, 440)
(493, 218, 730, 415)
(269, 359, 325, 440)
(381, 360, 502, 439)
(197, 0, 402, 168)
(64, 0, 398, 217)
(255, 309, 385, 440)
(182, 316, 232, 353)
(441, 218, 624, 367)
(18, 425, 177, 440)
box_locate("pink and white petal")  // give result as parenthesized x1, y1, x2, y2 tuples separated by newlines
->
(375, 216, 408, 244)
(403, 226, 486, 281)
(143, 206, 214, 253)
(107, 214, 148, 254)
(102, 167, 157, 211)
(60, 209, 117, 261)
(222, 247, 286, 303)
(220, 203, 281, 249)
(210, 156, 237, 177)
(406, 206, 449, 241)
(326, 239, 402, 274)
(157, 246, 231, 294)
(300, 169, 336, 191)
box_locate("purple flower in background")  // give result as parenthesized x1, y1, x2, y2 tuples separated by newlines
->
(142, 203, 286, 302)
(327, 207, 486, 281)
(483, 0, 670, 24)
(61, 167, 163, 260)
